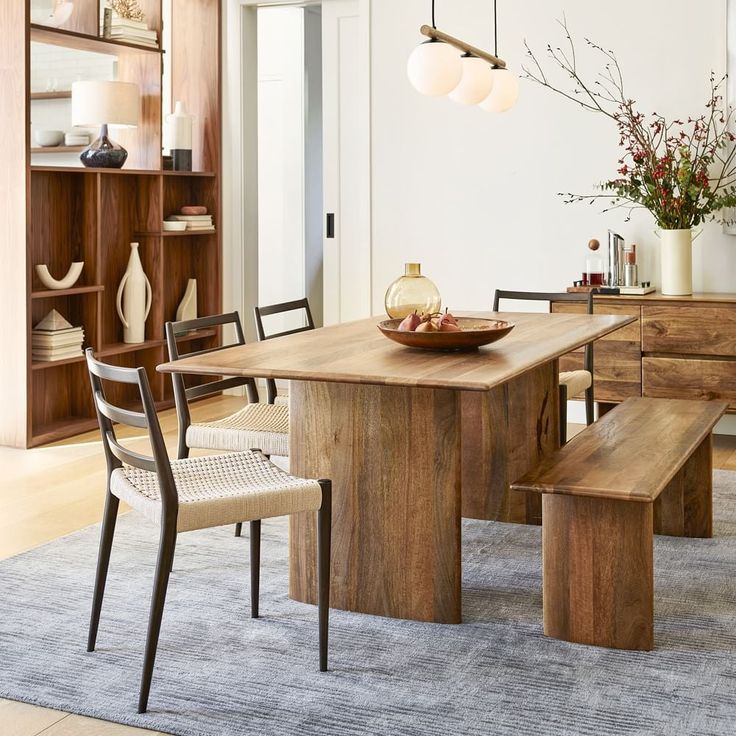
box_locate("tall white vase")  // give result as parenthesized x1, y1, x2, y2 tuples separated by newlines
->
(116, 243, 152, 344)
(176, 278, 197, 322)
(660, 228, 693, 296)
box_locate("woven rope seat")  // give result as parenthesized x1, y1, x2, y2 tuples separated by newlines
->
(111, 449, 321, 532)
(186, 402, 289, 457)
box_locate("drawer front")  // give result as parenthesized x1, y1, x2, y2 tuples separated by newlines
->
(551, 303, 641, 344)
(643, 356, 736, 409)
(642, 305, 736, 356)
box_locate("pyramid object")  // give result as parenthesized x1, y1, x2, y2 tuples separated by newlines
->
(34, 309, 74, 332)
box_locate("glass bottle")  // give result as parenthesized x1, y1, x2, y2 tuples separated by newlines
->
(384, 263, 442, 319)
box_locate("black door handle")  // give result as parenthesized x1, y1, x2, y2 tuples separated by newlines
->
(326, 213, 335, 239)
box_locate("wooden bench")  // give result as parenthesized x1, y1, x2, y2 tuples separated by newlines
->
(511, 397, 728, 651)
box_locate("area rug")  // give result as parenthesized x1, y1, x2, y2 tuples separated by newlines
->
(1, 473, 736, 736)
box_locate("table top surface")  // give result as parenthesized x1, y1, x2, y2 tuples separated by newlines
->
(158, 311, 635, 392)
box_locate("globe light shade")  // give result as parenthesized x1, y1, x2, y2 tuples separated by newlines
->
(407, 40, 463, 97)
(479, 68, 520, 113)
(448, 55, 494, 105)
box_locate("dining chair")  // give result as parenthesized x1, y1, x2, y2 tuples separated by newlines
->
(166, 313, 290, 537)
(84, 348, 332, 713)
(493, 290, 595, 444)
(253, 298, 315, 405)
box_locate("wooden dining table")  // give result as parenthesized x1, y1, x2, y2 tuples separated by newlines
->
(158, 311, 634, 624)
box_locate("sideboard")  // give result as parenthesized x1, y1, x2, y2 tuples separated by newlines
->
(551, 292, 736, 413)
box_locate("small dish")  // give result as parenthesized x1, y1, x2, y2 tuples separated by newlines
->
(378, 317, 515, 351)
(34, 130, 64, 147)
(162, 220, 187, 232)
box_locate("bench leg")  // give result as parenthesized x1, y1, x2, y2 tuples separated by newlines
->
(654, 434, 712, 538)
(542, 494, 654, 650)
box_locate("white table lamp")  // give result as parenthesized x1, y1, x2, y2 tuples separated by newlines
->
(72, 80, 140, 168)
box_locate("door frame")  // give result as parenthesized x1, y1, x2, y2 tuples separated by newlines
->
(223, 0, 371, 339)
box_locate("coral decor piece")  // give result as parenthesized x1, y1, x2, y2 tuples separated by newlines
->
(109, 0, 145, 22)
(523, 19, 736, 229)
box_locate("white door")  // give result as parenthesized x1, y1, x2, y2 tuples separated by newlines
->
(322, 0, 371, 325)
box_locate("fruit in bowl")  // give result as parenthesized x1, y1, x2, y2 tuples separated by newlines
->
(399, 309, 461, 332)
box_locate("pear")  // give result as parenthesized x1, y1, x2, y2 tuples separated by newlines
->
(415, 319, 439, 332)
(398, 311, 421, 331)
(442, 308, 459, 326)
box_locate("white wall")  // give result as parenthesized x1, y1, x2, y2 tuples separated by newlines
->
(370, 0, 733, 312)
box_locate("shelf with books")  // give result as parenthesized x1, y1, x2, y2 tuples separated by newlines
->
(30, 24, 162, 56)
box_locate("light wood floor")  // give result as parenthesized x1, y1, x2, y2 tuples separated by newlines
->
(3, 400, 736, 736)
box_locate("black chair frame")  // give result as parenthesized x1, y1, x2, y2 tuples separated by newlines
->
(493, 290, 595, 444)
(85, 349, 332, 713)
(253, 298, 315, 405)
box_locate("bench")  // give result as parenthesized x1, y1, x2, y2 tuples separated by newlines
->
(511, 397, 728, 651)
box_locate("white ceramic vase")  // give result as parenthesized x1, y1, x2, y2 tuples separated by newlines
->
(116, 243, 152, 344)
(659, 228, 693, 296)
(176, 278, 197, 322)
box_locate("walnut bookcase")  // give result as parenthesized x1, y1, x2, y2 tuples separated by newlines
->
(0, 0, 221, 447)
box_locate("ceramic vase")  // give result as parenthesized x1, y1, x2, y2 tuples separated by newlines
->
(167, 101, 193, 171)
(176, 278, 198, 322)
(660, 228, 693, 296)
(384, 263, 441, 319)
(116, 243, 152, 344)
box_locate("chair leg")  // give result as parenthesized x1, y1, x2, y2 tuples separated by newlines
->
(250, 520, 261, 618)
(559, 385, 568, 446)
(138, 520, 177, 714)
(317, 480, 332, 672)
(585, 387, 595, 426)
(235, 522, 243, 538)
(87, 490, 120, 652)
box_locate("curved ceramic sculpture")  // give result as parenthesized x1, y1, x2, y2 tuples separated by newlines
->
(35, 262, 84, 290)
(176, 279, 198, 322)
(116, 243, 152, 344)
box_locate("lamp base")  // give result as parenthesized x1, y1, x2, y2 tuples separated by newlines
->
(80, 125, 128, 168)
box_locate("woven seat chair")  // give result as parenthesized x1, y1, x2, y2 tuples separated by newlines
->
(493, 289, 595, 445)
(166, 313, 291, 537)
(85, 349, 332, 713)
(254, 298, 315, 405)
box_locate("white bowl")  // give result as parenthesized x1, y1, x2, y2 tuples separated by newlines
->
(163, 220, 187, 232)
(35, 130, 64, 147)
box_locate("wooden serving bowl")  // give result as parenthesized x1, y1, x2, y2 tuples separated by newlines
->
(378, 317, 515, 351)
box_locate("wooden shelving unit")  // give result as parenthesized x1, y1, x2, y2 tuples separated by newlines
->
(0, 0, 222, 448)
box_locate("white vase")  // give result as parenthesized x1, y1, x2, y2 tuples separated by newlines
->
(116, 243, 152, 344)
(176, 278, 197, 322)
(659, 228, 693, 296)
(166, 101, 193, 171)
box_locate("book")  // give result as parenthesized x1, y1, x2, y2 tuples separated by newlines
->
(32, 337, 85, 349)
(32, 348, 84, 362)
(168, 215, 214, 222)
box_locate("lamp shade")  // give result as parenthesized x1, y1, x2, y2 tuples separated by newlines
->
(71, 81, 140, 128)
(407, 40, 463, 97)
(478, 68, 519, 113)
(448, 55, 494, 105)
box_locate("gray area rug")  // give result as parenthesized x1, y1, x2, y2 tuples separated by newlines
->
(2, 473, 736, 736)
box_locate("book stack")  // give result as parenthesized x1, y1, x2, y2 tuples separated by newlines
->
(165, 212, 216, 232)
(102, 9, 159, 48)
(32, 309, 85, 363)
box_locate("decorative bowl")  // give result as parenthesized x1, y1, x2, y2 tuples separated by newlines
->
(378, 317, 515, 351)
(163, 220, 187, 232)
(34, 130, 64, 147)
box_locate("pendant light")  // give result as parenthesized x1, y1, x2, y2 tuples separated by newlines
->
(478, 1, 519, 113)
(407, 0, 463, 96)
(448, 53, 494, 106)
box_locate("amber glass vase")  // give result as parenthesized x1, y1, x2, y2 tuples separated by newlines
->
(384, 263, 441, 319)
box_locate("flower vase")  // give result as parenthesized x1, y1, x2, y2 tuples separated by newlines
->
(660, 228, 693, 296)
(116, 243, 152, 344)
(166, 101, 193, 172)
(384, 263, 441, 319)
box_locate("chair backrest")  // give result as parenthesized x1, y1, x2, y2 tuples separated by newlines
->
(493, 289, 594, 314)
(85, 348, 178, 516)
(253, 298, 315, 404)
(165, 312, 259, 455)
(493, 289, 595, 373)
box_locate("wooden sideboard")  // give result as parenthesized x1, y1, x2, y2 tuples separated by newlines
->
(552, 292, 736, 413)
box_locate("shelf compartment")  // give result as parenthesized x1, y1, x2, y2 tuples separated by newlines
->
(32, 285, 104, 299)
(30, 24, 162, 57)
(30, 416, 100, 447)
